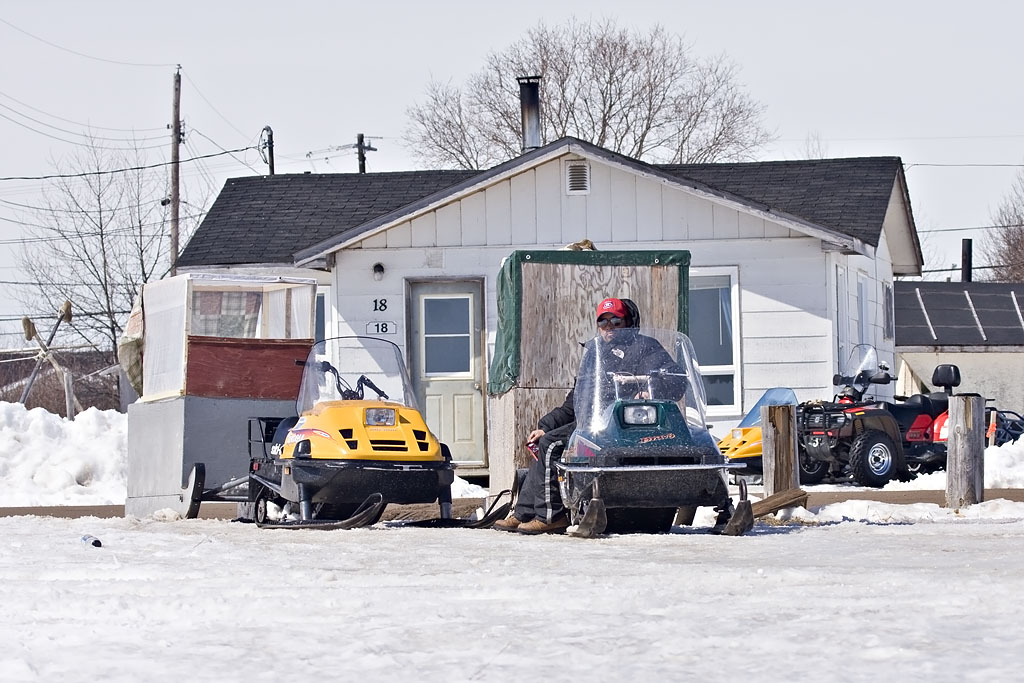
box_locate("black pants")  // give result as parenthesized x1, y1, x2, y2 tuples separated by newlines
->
(514, 422, 575, 523)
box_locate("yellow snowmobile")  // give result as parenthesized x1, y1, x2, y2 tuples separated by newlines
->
(244, 336, 459, 529)
(718, 387, 798, 477)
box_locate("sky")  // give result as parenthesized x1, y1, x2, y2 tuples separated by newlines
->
(2, 1, 1024, 341)
(2, 399, 1024, 680)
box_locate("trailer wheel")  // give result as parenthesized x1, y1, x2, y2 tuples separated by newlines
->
(254, 492, 270, 525)
(849, 430, 897, 488)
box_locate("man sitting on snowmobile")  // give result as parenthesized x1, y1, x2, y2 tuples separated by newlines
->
(494, 297, 688, 534)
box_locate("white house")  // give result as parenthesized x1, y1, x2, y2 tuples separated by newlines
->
(177, 137, 923, 484)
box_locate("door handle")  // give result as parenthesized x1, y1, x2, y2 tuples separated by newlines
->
(474, 383, 481, 391)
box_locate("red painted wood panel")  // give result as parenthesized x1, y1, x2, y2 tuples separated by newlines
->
(184, 336, 312, 400)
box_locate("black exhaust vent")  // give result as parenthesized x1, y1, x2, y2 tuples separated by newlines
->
(370, 439, 408, 452)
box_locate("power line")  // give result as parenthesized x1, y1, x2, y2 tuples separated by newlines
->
(180, 71, 251, 142)
(0, 210, 205, 241)
(0, 147, 256, 182)
(919, 223, 1024, 233)
(190, 128, 261, 174)
(0, 18, 177, 68)
(0, 88, 166, 133)
(0, 195, 166, 214)
(0, 110, 167, 151)
(920, 263, 1024, 274)
(0, 100, 166, 143)
(906, 162, 1024, 169)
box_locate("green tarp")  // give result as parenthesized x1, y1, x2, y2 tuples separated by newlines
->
(486, 249, 690, 395)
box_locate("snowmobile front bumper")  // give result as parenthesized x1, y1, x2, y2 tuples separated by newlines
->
(253, 458, 454, 509)
(555, 462, 745, 509)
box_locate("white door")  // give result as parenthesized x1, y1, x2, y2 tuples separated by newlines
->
(409, 281, 485, 466)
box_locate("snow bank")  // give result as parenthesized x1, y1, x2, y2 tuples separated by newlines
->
(0, 402, 486, 506)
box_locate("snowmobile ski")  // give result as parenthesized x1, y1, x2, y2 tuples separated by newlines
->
(711, 479, 754, 536)
(567, 498, 607, 538)
(401, 489, 513, 529)
(184, 463, 206, 519)
(255, 492, 386, 530)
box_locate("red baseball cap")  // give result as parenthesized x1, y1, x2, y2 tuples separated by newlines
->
(596, 298, 628, 320)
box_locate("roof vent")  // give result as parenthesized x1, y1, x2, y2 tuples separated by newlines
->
(565, 161, 590, 195)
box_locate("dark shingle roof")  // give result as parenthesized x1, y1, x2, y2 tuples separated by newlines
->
(178, 170, 476, 267)
(179, 138, 906, 268)
(895, 281, 1024, 347)
(660, 157, 903, 247)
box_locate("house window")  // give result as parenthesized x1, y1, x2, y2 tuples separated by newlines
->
(882, 282, 894, 340)
(689, 269, 740, 413)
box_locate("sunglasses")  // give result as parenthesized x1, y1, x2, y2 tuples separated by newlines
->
(597, 316, 626, 329)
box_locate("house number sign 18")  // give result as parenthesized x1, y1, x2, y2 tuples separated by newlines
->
(366, 321, 397, 335)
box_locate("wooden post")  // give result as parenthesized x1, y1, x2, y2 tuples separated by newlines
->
(946, 395, 985, 508)
(762, 404, 799, 497)
(170, 67, 181, 276)
(63, 370, 75, 421)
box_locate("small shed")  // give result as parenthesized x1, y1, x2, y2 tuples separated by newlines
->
(487, 249, 690, 492)
(125, 273, 316, 517)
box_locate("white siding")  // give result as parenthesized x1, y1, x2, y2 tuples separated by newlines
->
(334, 150, 899, 436)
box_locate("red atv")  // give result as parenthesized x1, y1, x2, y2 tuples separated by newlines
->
(797, 345, 958, 487)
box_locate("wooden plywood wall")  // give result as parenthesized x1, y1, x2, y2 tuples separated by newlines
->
(518, 263, 680, 389)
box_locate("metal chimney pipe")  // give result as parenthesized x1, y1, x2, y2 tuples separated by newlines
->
(962, 238, 973, 282)
(517, 76, 542, 153)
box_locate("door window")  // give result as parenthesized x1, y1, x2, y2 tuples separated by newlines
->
(422, 296, 472, 375)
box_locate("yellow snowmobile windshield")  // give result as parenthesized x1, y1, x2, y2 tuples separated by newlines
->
(296, 337, 418, 414)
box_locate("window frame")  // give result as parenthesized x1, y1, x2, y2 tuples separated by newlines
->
(418, 293, 475, 379)
(689, 266, 741, 416)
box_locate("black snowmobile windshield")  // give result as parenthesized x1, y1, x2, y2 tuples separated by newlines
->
(736, 387, 798, 428)
(573, 328, 707, 433)
(296, 336, 418, 415)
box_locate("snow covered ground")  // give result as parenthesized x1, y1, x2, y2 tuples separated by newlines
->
(2, 401, 1024, 681)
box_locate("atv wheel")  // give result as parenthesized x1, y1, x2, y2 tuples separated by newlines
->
(799, 456, 828, 485)
(605, 507, 676, 534)
(848, 430, 897, 487)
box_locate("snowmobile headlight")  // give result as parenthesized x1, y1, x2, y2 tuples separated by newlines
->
(623, 405, 658, 425)
(365, 407, 396, 426)
(294, 439, 312, 458)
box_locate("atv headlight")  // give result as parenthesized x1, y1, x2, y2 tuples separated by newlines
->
(623, 405, 658, 425)
(828, 413, 847, 429)
(365, 407, 396, 426)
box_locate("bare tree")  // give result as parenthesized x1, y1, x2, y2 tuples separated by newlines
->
(980, 169, 1024, 282)
(405, 18, 774, 169)
(14, 136, 206, 364)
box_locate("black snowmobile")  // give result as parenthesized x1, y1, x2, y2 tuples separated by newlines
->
(555, 328, 752, 538)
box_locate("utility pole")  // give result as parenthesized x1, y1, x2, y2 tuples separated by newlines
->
(262, 125, 276, 175)
(170, 66, 182, 276)
(356, 133, 377, 173)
